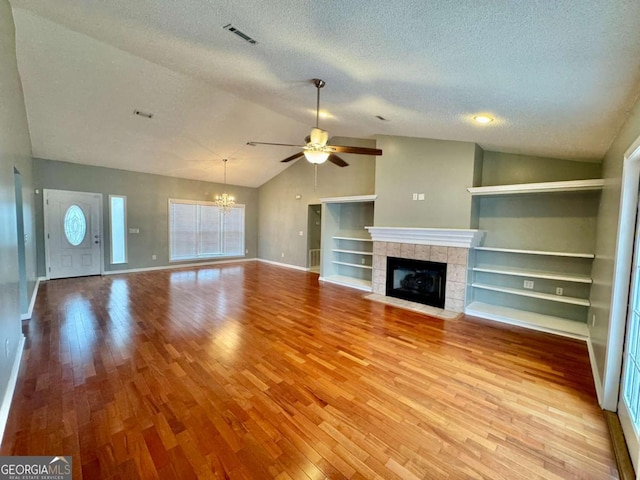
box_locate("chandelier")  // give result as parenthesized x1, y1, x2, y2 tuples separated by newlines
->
(215, 158, 235, 212)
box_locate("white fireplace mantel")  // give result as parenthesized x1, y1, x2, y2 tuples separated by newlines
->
(365, 227, 484, 248)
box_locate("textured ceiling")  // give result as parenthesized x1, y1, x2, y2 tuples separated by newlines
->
(9, 0, 640, 187)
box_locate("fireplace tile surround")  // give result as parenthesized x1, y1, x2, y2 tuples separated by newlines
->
(366, 227, 484, 314)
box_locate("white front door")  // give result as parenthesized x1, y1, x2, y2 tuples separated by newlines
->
(618, 197, 640, 473)
(44, 189, 102, 279)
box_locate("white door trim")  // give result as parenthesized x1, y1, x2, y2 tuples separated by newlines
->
(43, 189, 104, 280)
(603, 134, 640, 410)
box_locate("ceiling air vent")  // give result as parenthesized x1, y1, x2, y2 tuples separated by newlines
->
(134, 110, 153, 119)
(223, 24, 257, 44)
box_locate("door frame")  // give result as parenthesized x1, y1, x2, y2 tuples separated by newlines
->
(43, 189, 104, 280)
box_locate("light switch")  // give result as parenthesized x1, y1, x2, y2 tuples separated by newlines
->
(418, 193, 425, 200)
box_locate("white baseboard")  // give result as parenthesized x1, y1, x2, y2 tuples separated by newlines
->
(103, 257, 255, 276)
(587, 337, 604, 407)
(0, 335, 25, 447)
(20, 277, 44, 321)
(257, 258, 309, 272)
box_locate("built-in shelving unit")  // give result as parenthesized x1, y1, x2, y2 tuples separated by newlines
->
(331, 237, 373, 270)
(320, 196, 376, 292)
(466, 178, 603, 338)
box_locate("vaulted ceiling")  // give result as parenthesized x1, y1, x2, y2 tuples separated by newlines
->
(9, 0, 640, 187)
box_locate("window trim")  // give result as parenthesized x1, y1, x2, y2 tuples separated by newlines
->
(109, 195, 128, 264)
(168, 198, 245, 262)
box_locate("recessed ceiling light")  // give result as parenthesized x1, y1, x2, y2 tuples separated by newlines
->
(473, 115, 494, 124)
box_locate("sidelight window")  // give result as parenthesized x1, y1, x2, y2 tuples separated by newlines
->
(109, 195, 127, 264)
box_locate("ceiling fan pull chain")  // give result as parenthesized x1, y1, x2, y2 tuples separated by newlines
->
(314, 164, 318, 191)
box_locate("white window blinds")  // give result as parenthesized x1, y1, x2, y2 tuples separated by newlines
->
(169, 199, 245, 261)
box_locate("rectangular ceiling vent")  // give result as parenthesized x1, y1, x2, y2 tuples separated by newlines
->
(223, 24, 257, 44)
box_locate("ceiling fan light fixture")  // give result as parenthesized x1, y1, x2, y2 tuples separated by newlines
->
(304, 149, 330, 164)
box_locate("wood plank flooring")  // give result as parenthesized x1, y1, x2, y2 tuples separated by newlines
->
(1, 262, 618, 479)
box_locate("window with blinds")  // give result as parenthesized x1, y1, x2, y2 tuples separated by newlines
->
(169, 199, 245, 261)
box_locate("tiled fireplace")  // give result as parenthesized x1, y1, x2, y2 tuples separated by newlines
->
(366, 227, 484, 313)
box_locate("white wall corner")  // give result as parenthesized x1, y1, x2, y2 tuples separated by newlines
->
(587, 337, 604, 407)
(0, 335, 25, 446)
(20, 277, 43, 321)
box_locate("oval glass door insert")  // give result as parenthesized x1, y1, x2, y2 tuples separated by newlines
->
(64, 204, 87, 246)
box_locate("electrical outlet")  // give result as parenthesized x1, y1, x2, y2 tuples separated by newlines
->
(418, 193, 425, 200)
(592, 314, 596, 326)
(299, 231, 304, 236)
(556, 287, 563, 296)
(152, 254, 156, 260)
(281, 252, 285, 258)
(523, 280, 534, 289)
(361, 258, 366, 265)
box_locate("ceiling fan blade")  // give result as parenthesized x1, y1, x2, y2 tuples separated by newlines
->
(328, 154, 349, 167)
(327, 145, 383, 155)
(248, 141, 305, 148)
(281, 151, 305, 163)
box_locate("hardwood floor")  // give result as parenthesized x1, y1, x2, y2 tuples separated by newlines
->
(1, 262, 618, 479)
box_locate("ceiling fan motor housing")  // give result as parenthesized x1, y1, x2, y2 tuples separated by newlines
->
(309, 127, 328, 147)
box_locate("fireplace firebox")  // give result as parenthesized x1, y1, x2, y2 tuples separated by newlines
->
(386, 257, 447, 308)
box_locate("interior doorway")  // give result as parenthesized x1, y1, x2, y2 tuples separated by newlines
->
(307, 204, 321, 273)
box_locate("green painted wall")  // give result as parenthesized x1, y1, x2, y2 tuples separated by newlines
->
(478, 152, 602, 251)
(374, 135, 480, 228)
(32, 158, 259, 275)
(0, 0, 36, 439)
(258, 137, 376, 268)
(590, 95, 640, 387)
(482, 151, 601, 185)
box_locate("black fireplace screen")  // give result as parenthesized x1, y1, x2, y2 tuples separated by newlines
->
(386, 257, 447, 308)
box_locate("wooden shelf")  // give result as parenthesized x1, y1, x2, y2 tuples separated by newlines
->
(465, 301, 589, 339)
(332, 261, 372, 270)
(320, 275, 372, 292)
(472, 283, 590, 306)
(467, 179, 604, 196)
(473, 266, 592, 284)
(333, 249, 373, 255)
(321, 194, 378, 204)
(333, 236, 374, 242)
(474, 246, 594, 259)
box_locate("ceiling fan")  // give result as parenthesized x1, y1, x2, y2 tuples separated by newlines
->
(248, 79, 382, 167)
